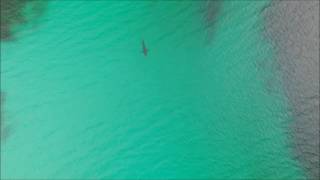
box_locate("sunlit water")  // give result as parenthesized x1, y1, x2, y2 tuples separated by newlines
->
(1, 1, 306, 179)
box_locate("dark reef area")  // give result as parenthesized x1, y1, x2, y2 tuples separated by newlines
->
(264, 1, 319, 179)
(1, 0, 47, 141)
(1, 0, 46, 41)
(1, 0, 29, 40)
(1, 93, 8, 141)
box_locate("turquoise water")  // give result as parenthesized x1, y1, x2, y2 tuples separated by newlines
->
(1, 1, 306, 179)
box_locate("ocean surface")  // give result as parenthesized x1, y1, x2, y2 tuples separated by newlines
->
(1, 1, 306, 179)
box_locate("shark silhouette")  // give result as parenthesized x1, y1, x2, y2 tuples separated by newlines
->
(142, 40, 148, 56)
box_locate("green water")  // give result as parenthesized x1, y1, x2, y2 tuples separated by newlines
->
(1, 1, 306, 179)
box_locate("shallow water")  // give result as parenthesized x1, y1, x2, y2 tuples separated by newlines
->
(1, 1, 306, 179)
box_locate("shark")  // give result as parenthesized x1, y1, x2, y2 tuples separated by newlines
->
(142, 40, 148, 56)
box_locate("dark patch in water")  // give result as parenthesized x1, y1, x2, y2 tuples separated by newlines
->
(1, 92, 9, 141)
(204, 1, 221, 28)
(202, 0, 222, 41)
(0, 0, 47, 141)
(1, 0, 47, 41)
(263, 1, 319, 179)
